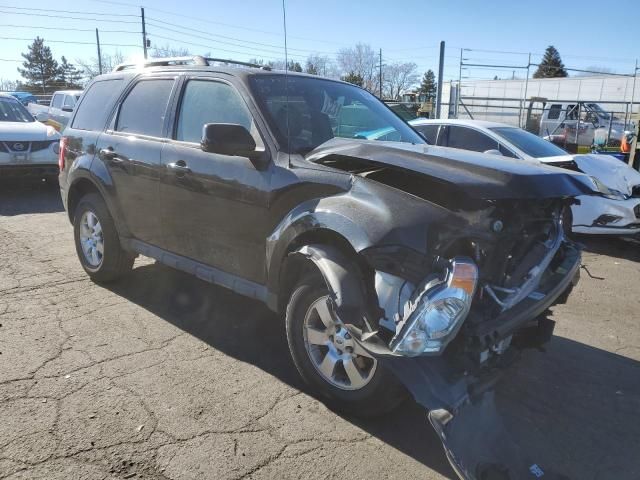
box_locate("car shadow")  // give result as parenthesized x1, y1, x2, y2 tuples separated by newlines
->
(0, 180, 64, 216)
(577, 234, 640, 263)
(103, 263, 640, 480)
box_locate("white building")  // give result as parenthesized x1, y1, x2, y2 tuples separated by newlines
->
(440, 75, 639, 126)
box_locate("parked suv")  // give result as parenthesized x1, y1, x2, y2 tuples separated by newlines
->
(59, 56, 595, 431)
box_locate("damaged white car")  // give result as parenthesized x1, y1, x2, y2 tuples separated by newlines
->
(410, 119, 640, 236)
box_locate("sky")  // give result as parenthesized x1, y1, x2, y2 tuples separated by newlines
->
(1, 0, 639, 85)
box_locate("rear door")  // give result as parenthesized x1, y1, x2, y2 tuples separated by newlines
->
(95, 76, 178, 246)
(160, 75, 272, 283)
(412, 123, 440, 144)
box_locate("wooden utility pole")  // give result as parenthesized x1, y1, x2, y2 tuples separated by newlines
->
(141, 7, 148, 59)
(435, 41, 445, 118)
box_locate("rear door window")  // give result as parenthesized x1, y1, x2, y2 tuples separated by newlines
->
(51, 94, 63, 109)
(71, 79, 124, 131)
(116, 79, 174, 137)
(413, 124, 439, 144)
(446, 126, 499, 152)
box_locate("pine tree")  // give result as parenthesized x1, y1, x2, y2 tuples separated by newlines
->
(58, 56, 83, 88)
(341, 71, 364, 87)
(418, 70, 437, 100)
(533, 46, 568, 78)
(287, 61, 303, 72)
(17, 37, 61, 93)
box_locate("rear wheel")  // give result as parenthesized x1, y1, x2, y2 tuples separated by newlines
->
(285, 273, 407, 417)
(73, 193, 133, 282)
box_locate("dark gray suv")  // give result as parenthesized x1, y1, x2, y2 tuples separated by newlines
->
(59, 57, 595, 462)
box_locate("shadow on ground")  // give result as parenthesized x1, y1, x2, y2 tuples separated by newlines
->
(578, 234, 640, 262)
(0, 179, 63, 216)
(105, 262, 640, 480)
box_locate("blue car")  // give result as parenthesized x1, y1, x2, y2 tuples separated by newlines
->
(8, 91, 39, 106)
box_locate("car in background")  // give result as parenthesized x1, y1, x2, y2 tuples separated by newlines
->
(410, 118, 640, 236)
(28, 90, 82, 131)
(0, 93, 60, 182)
(7, 91, 39, 106)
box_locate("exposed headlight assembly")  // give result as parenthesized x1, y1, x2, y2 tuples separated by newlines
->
(391, 257, 478, 356)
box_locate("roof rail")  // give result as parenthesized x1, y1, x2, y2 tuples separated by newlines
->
(112, 55, 271, 72)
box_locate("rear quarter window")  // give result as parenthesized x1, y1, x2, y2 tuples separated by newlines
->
(71, 79, 124, 131)
(413, 124, 439, 144)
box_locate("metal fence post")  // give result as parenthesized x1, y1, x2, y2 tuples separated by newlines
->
(521, 53, 531, 128)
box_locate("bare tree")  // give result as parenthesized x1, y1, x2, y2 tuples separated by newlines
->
(151, 44, 191, 58)
(76, 50, 125, 81)
(0, 78, 18, 91)
(305, 54, 331, 76)
(383, 62, 418, 100)
(336, 43, 379, 93)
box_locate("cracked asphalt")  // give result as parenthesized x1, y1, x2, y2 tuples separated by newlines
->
(1, 180, 639, 480)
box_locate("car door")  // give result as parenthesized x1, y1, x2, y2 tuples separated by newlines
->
(160, 76, 271, 284)
(58, 94, 77, 127)
(95, 76, 177, 246)
(49, 93, 63, 122)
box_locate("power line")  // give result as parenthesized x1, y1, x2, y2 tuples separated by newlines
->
(0, 24, 140, 34)
(145, 17, 336, 55)
(87, 0, 349, 45)
(0, 36, 141, 48)
(0, 4, 138, 17)
(0, 9, 140, 23)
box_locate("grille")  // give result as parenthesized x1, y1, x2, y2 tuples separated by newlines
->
(4, 142, 30, 153)
(31, 141, 55, 152)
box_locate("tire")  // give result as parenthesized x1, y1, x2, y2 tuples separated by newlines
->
(285, 273, 407, 417)
(73, 193, 134, 282)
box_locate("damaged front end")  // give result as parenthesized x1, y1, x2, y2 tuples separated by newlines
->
(293, 200, 580, 480)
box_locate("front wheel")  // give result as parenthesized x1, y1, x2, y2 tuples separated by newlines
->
(73, 193, 134, 282)
(285, 273, 407, 417)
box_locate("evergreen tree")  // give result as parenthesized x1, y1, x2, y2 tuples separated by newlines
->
(533, 46, 568, 78)
(287, 60, 303, 72)
(58, 56, 83, 88)
(17, 37, 61, 93)
(341, 71, 364, 87)
(418, 70, 437, 100)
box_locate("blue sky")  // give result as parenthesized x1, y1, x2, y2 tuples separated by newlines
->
(1, 0, 638, 84)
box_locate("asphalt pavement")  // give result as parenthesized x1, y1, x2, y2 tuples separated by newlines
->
(1, 181, 638, 480)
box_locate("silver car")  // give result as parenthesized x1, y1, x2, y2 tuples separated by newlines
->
(0, 93, 60, 182)
(409, 118, 640, 236)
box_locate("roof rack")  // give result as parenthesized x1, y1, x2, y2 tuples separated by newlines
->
(112, 55, 271, 72)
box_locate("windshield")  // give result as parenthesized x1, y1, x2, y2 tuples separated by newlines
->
(490, 127, 567, 159)
(0, 98, 34, 123)
(249, 75, 425, 154)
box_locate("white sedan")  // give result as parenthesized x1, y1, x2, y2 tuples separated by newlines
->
(0, 93, 60, 182)
(410, 118, 640, 236)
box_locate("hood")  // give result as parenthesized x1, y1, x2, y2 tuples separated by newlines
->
(307, 138, 599, 201)
(0, 121, 58, 141)
(546, 153, 640, 196)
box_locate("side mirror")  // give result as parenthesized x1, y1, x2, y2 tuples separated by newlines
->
(201, 123, 257, 157)
(483, 149, 503, 156)
(62, 106, 74, 113)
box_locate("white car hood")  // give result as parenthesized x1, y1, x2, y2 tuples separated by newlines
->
(0, 121, 57, 141)
(542, 153, 640, 196)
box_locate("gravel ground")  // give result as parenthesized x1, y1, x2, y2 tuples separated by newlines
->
(1, 181, 638, 480)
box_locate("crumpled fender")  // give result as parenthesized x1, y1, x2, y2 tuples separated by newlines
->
(289, 244, 368, 325)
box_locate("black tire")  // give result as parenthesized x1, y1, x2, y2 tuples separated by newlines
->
(73, 193, 134, 282)
(285, 273, 407, 417)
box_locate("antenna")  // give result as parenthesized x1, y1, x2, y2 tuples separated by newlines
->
(282, 0, 291, 166)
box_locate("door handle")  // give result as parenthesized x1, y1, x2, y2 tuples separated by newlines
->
(99, 147, 122, 162)
(167, 160, 191, 174)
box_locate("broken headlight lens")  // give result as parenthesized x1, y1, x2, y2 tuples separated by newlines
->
(391, 258, 477, 356)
